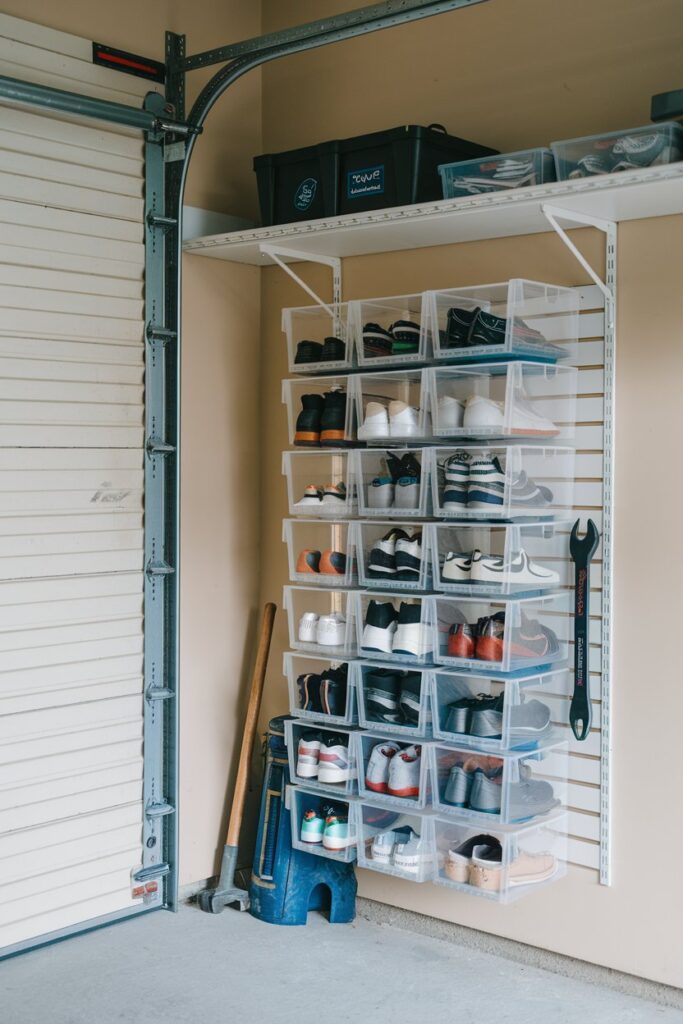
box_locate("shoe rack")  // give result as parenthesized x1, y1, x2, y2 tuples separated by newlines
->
(281, 270, 581, 902)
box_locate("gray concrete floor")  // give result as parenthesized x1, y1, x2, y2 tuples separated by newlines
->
(2, 906, 681, 1024)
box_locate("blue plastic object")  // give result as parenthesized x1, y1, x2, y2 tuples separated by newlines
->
(249, 715, 357, 926)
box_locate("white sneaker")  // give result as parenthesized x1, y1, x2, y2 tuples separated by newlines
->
(316, 612, 346, 647)
(365, 740, 400, 793)
(463, 394, 504, 431)
(471, 548, 560, 586)
(393, 477, 420, 510)
(437, 394, 465, 431)
(370, 829, 398, 863)
(393, 829, 429, 874)
(442, 551, 472, 581)
(368, 477, 394, 509)
(362, 617, 397, 654)
(358, 401, 390, 440)
(392, 603, 431, 658)
(298, 612, 319, 643)
(509, 400, 559, 437)
(294, 485, 323, 509)
(296, 734, 321, 778)
(389, 401, 421, 438)
(387, 744, 421, 797)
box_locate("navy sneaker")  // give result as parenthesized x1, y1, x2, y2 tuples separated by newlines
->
(294, 394, 324, 447)
(363, 322, 393, 359)
(365, 668, 402, 724)
(321, 336, 346, 362)
(295, 340, 323, 364)
(320, 389, 349, 447)
(320, 664, 348, 716)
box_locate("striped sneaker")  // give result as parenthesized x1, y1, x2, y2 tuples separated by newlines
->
(443, 451, 470, 509)
(510, 471, 553, 508)
(467, 452, 505, 509)
(317, 735, 351, 784)
(296, 732, 322, 778)
(390, 319, 420, 355)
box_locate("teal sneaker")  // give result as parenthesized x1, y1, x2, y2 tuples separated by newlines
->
(322, 810, 352, 851)
(300, 807, 325, 844)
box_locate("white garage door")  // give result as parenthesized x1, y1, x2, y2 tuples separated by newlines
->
(0, 14, 157, 954)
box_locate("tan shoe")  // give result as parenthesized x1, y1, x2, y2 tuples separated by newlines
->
(469, 850, 557, 892)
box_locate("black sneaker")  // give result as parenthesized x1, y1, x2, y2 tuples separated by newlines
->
(363, 322, 393, 359)
(445, 306, 478, 348)
(297, 673, 323, 713)
(295, 340, 323, 364)
(368, 528, 409, 579)
(398, 672, 422, 725)
(386, 451, 422, 484)
(294, 394, 324, 447)
(365, 668, 401, 723)
(362, 599, 398, 654)
(320, 389, 349, 447)
(320, 664, 348, 716)
(321, 336, 346, 362)
(394, 532, 422, 582)
(390, 320, 420, 355)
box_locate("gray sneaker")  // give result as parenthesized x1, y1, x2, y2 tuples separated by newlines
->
(509, 699, 551, 736)
(443, 763, 473, 807)
(509, 778, 559, 822)
(468, 770, 502, 814)
(469, 695, 504, 739)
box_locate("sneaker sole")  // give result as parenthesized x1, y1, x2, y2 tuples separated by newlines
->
(386, 786, 420, 798)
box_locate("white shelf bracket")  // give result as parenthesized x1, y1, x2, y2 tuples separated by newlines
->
(259, 243, 342, 324)
(544, 202, 616, 888)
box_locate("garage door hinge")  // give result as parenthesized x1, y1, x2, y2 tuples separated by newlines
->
(133, 863, 170, 884)
(146, 801, 175, 819)
(146, 436, 176, 455)
(146, 686, 175, 702)
(146, 560, 175, 577)
(146, 323, 177, 344)
(147, 212, 178, 231)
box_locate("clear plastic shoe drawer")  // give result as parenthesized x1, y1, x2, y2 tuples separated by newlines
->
(287, 785, 357, 862)
(426, 279, 578, 364)
(427, 362, 577, 442)
(282, 450, 356, 518)
(353, 730, 431, 810)
(282, 374, 357, 448)
(285, 718, 358, 797)
(354, 801, 435, 882)
(354, 447, 431, 519)
(282, 302, 352, 375)
(284, 651, 357, 727)
(283, 585, 357, 658)
(551, 122, 683, 181)
(429, 666, 567, 753)
(428, 520, 570, 597)
(429, 444, 575, 522)
(353, 519, 432, 592)
(356, 660, 432, 739)
(429, 591, 569, 673)
(439, 148, 555, 198)
(348, 292, 428, 368)
(428, 738, 568, 825)
(355, 368, 431, 444)
(356, 590, 436, 667)
(283, 518, 356, 587)
(432, 812, 567, 902)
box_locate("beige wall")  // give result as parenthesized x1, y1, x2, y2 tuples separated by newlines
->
(258, 219, 683, 989)
(0, 2, 264, 886)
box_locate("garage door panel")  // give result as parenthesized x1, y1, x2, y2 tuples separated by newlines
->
(0, 265, 143, 301)
(0, 169, 143, 220)
(0, 821, 142, 886)
(0, 308, 143, 342)
(0, 693, 143, 741)
(0, 759, 143, 813)
(0, 105, 143, 161)
(0, 634, 143, 675)
(0, 423, 144, 447)
(0, 337, 144, 367)
(0, 719, 143, 768)
(0, 355, 143, 387)
(0, 283, 143, 320)
(3, 739, 143, 787)
(0, 124, 142, 177)
(0, 615, 143, 654)
(0, 397, 143, 426)
(0, 659, 142, 703)
(0, 675, 142, 714)
(0, 378, 143, 406)
(0, 570, 143, 604)
(0, 147, 142, 198)
(0, 243, 143, 281)
(2, 770, 143, 832)
(1, 846, 142, 906)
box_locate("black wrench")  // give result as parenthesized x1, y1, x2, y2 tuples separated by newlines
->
(569, 518, 600, 741)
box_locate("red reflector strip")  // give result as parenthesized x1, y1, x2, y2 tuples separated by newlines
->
(92, 42, 165, 83)
(95, 50, 159, 75)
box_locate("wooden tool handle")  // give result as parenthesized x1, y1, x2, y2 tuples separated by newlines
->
(226, 602, 277, 847)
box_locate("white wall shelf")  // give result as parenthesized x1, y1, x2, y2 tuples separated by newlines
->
(183, 163, 683, 265)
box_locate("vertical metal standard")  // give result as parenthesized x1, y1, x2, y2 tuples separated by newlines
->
(542, 204, 616, 886)
(139, 90, 178, 902)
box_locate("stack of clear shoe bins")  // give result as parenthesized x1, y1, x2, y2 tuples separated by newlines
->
(280, 279, 576, 895)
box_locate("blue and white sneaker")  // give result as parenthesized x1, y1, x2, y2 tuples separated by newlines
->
(467, 452, 505, 509)
(443, 451, 470, 510)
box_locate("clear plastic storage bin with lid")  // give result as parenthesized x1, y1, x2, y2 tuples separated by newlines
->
(432, 812, 567, 902)
(428, 738, 568, 825)
(283, 584, 357, 659)
(285, 718, 358, 797)
(287, 785, 357, 862)
(428, 444, 575, 522)
(427, 279, 578, 364)
(356, 660, 432, 738)
(427, 362, 577, 442)
(353, 519, 432, 592)
(282, 449, 356, 518)
(355, 368, 431, 444)
(427, 520, 570, 597)
(283, 518, 356, 587)
(439, 147, 555, 198)
(348, 292, 428, 368)
(354, 802, 435, 882)
(282, 302, 352, 374)
(282, 375, 358, 449)
(353, 731, 432, 811)
(429, 666, 568, 753)
(284, 651, 357, 727)
(429, 591, 569, 674)
(551, 122, 683, 181)
(354, 447, 431, 519)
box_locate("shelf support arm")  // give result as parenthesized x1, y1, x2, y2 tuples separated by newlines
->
(259, 243, 342, 323)
(541, 204, 615, 304)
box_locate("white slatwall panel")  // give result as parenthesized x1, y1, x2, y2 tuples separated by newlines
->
(0, 16, 149, 953)
(553, 284, 607, 874)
